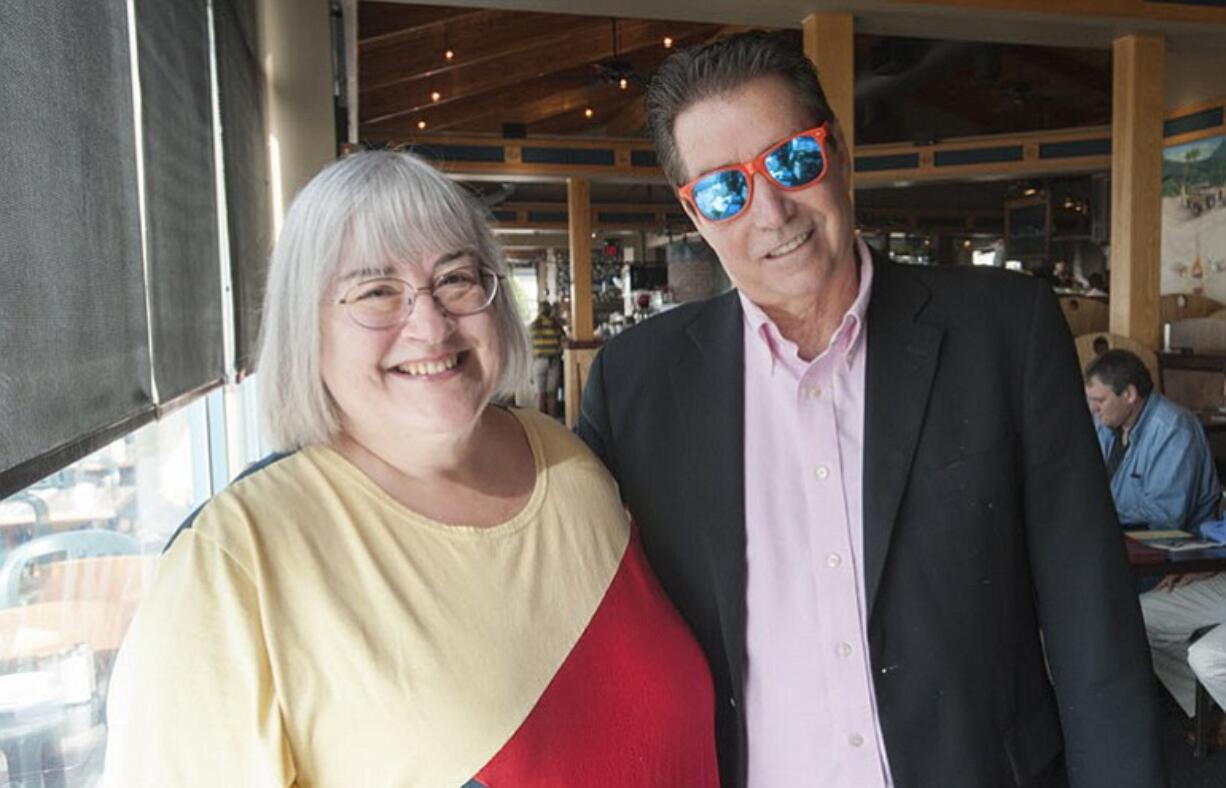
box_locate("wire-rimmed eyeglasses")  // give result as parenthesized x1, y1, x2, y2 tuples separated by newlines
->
(336, 267, 501, 329)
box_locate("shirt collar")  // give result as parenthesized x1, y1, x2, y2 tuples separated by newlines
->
(1127, 393, 1159, 441)
(739, 237, 875, 371)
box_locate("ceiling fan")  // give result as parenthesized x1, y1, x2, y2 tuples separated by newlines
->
(592, 20, 649, 91)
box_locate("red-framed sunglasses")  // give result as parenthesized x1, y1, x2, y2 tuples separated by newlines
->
(677, 123, 832, 223)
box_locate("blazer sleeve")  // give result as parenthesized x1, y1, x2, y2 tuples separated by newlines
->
(1017, 284, 1166, 787)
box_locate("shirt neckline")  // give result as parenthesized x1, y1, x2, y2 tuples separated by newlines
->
(308, 407, 547, 539)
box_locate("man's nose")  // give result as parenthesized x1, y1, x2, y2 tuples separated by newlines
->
(749, 173, 794, 227)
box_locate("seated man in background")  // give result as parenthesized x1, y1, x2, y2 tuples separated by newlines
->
(1084, 348, 1219, 531)
(1085, 349, 1226, 741)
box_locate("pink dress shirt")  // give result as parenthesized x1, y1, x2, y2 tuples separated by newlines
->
(741, 238, 892, 787)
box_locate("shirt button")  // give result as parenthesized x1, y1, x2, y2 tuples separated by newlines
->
(806, 386, 822, 399)
(826, 553, 842, 568)
(836, 642, 853, 658)
(728, 696, 737, 708)
(849, 733, 865, 748)
(815, 466, 830, 480)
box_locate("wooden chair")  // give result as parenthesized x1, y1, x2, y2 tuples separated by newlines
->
(1074, 332, 1160, 389)
(1058, 296, 1109, 337)
(0, 532, 148, 787)
(1161, 293, 1224, 326)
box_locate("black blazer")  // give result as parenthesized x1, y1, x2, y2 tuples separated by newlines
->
(578, 255, 1165, 788)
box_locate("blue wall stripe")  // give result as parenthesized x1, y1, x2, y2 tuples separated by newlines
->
(408, 144, 505, 163)
(522, 147, 615, 166)
(630, 150, 659, 167)
(935, 146, 1024, 166)
(1039, 138, 1111, 158)
(855, 153, 920, 172)
(526, 211, 568, 223)
(1164, 107, 1225, 138)
(597, 212, 655, 223)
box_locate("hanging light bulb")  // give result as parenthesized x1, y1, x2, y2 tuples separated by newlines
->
(663, 36, 673, 48)
(417, 120, 427, 130)
(431, 91, 441, 102)
(619, 77, 628, 90)
(445, 49, 455, 61)
(584, 107, 594, 119)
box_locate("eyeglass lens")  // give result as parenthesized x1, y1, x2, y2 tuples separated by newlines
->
(691, 132, 826, 222)
(343, 269, 497, 327)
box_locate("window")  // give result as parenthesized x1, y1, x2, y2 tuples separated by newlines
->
(0, 377, 264, 786)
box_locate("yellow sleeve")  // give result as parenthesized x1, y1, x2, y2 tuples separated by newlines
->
(101, 525, 295, 787)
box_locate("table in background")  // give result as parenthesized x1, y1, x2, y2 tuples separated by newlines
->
(1126, 536, 1226, 577)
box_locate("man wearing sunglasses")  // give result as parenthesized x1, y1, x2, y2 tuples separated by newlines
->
(578, 31, 1162, 788)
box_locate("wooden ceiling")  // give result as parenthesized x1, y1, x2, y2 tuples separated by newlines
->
(358, 3, 731, 139)
(357, 2, 1113, 146)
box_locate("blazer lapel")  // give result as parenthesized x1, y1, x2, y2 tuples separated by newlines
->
(862, 258, 943, 616)
(669, 291, 748, 691)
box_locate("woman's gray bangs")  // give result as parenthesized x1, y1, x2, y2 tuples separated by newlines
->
(342, 163, 487, 274)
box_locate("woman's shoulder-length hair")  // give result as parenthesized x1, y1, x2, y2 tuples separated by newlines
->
(255, 149, 531, 451)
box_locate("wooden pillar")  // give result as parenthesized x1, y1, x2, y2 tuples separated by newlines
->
(567, 178, 594, 340)
(564, 178, 597, 427)
(1109, 33, 1165, 348)
(802, 13, 855, 174)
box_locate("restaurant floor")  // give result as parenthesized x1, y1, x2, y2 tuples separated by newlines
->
(1159, 685, 1226, 786)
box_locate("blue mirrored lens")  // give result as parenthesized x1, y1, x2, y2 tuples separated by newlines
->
(692, 170, 749, 221)
(765, 135, 825, 188)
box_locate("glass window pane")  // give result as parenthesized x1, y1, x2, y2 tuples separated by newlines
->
(0, 397, 212, 786)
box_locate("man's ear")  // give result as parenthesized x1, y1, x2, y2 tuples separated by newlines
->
(1125, 384, 1140, 404)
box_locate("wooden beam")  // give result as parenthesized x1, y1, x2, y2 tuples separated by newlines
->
(366, 70, 613, 135)
(568, 178, 594, 342)
(1109, 33, 1164, 349)
(361, 12, 595, 92)
(884, 0, 1226, 26)
(358, 5, 487, 51)
(362, 19, 707, 125)
(803, 13, 855, 163)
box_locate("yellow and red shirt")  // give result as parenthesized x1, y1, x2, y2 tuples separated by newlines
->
(103, 408, 717, 787)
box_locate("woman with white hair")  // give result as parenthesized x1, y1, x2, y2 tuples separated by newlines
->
(102, 151, 718, 787)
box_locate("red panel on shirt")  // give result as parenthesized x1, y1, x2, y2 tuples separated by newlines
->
(470, 528, 718, 787)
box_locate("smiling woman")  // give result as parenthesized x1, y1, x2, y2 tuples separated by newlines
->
(99, 151, 719, 787)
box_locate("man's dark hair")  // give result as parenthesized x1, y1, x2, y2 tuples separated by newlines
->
(646, 30, 836, 186)
(1084, 349, 1154, 398)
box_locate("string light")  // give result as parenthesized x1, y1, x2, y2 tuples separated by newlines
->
(442, 28, 454, 62)
(417, 120, 427, 130)
(584, 107, 594, 119)
(619, 77, 628, 90)
(663, 36, 673, 48)
(431, 91, 441, 102)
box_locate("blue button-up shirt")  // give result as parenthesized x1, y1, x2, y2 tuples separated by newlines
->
(1096, 392, 1221, 531)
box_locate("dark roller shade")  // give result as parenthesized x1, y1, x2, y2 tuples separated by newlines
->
(136, 0, 225, 402)
(214, 0, 271, 374)
(0, 1, 153, 494)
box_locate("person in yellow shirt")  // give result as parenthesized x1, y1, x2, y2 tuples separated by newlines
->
(529, 301, 566, 417)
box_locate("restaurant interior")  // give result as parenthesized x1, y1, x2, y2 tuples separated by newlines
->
(3, 0, 1226, 785)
